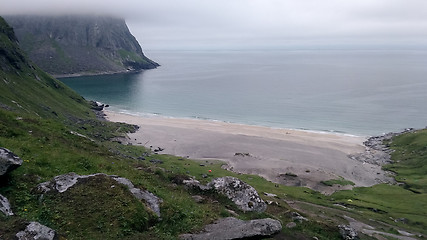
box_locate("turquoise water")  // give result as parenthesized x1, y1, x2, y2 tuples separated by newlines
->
(60, 50, 427, 136)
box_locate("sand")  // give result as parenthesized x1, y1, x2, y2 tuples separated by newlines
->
(105, 110, 393, 194)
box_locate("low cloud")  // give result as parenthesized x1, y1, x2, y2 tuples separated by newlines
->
(2, 0, 427, 50)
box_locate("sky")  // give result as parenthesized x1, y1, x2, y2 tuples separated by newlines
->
(2, 0, 427, 50)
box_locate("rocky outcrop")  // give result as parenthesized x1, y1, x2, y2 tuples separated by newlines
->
(110, 176, 163, 217)
(180, 217, 282, 240)
(37, 173, 162, 217)
(0, 147, 23, 176)
(338, 224, 359, 240)
(184, 176, 267, 212)
(349, 128, 415, 166)
(16, 222, 57, 240)
(5, 15, 159, 76)
(0, 194, 13, 216)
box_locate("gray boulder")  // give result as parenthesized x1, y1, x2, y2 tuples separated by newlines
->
(184, 176, 266, 212)
(37, 172, 81, 193)
(111, 176, 163, 217)
(16, 222, 57, 240)
(291, 211, 308, 223)
(0, 148, 23, 176)
(36, 173, 163, 217)
(338, 224, 359, 240)
(0, 194, 13, 216)
(180, 217, 282, 240)
(208, 177, 267, 212)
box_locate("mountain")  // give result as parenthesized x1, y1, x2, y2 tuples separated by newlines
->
(0, 16, 91, 119)
(4, 15, 159, 77)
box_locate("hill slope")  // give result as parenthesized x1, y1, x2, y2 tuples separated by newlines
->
(0, 16, 92, 119)
(4, 15, 159, 77)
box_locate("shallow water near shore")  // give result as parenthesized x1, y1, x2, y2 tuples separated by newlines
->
(60, 50, 427, 136)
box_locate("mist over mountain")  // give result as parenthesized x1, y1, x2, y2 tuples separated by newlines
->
(4, 15, 159, 77)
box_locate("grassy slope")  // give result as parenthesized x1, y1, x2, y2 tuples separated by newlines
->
(384, 129, 427, 193)
(1, 15, 426, 239)
(327, 129, 427, 235)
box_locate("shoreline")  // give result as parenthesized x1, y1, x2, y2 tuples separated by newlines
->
(105, 110, 395, 194)
(107, 109, 364, 138)
(55, 68, 155, 79)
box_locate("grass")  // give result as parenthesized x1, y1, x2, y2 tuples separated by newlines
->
(0, 108, 347, 239)
(383, 129, 427, 193)
(330, 184, 427, 233)
(118, 49, 145, 63)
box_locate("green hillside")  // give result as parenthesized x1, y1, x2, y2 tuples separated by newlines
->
(0, 17, 91, 120)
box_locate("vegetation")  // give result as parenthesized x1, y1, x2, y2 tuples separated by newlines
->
(383, 129, 427, 194)
(118, 49, 147, 63)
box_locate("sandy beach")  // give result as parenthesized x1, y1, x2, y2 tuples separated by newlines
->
(105, 110, 393, 194)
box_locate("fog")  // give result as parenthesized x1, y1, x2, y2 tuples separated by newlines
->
(2, 0, 427, 50)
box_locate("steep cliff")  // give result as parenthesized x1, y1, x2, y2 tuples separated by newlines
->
(4, 15, 158, 77)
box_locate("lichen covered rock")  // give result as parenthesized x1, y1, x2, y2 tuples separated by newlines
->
(0, 193, 13, 216)
(208, 176, 267, 212)
(16, 222, 57, 240)
(184, 176, 266, 212)
(0, 147, 23, 176)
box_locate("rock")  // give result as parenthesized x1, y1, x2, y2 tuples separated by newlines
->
(183, 178, 210, 191)
(180, 217, 282, 240)
(184, 176, 266, 212)
(149, 159, 163, 164)
(191, 195, 205, 203)
(338, 224, 359, 240)
(208, 177, 267, 212)
(394, 217, 409, 224)
(286, 222, 297, 229)
(264, 192, 277, 197)
(89, 101, 104, 111)
(291, 212, 308, 223)
(37, 173, 163, 217)
(397, 230, 415, 237)
(0, 194, 13, 216)
(16, 222, 57, 240)
(225, 209, 238, 217)
(36, 172, 81, 193)
(348, 129, 416, 167)
(0, 147, 23, 176)
(128, 187, 162, 217)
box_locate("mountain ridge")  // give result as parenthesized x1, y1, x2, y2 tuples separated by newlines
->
(4, 15, 159, 77)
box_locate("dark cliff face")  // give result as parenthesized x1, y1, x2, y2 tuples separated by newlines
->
(4, 15, 159, 76)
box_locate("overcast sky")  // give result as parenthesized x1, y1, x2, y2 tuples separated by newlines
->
(2, 0, 427, 50)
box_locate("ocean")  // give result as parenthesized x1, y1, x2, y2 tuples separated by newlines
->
(60, 50, 427, 136)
